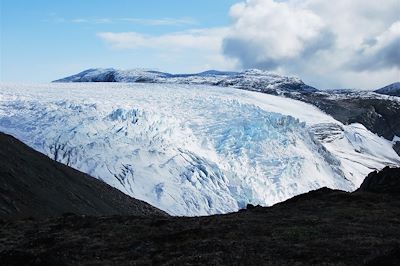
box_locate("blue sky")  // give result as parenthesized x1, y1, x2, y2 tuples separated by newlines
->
(1, 0, 399, 88)
(1, 0, 238, 82)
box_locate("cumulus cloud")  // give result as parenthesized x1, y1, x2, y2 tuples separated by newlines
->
(96, 0, 399, 88)
(221, 0, 400, 88)
(223, 0, 334, 69)
(349, 22, 400, 71)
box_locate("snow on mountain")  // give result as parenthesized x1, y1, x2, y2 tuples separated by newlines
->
(0, 82, 398, 216)
(54, 68, 169, 83)
(374, 82, 400, 97)
(54, 68, 317, 94)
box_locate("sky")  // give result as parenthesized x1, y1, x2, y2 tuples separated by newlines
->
(1, 0, 399, 89)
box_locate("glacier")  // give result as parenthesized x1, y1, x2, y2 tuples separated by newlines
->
(0, 82, 399, 216)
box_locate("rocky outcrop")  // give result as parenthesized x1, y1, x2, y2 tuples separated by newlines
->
(289, 91, 400, 152)
(357, 166, 400, 194)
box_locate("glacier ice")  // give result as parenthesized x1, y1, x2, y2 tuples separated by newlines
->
(0, 82, 399, 215)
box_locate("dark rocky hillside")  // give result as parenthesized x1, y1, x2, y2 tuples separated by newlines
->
(0, 132, 399, 266)
(0, 132, 167, 220)
(358, 166, 400, 194)
(288, 91, 400, 141)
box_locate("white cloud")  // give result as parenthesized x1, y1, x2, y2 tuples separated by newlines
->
(48, 15, 196, 26)
(70, 18, 112, 24)
(98, 28, 227, 51)
(222, 0, 400, 89)
(95, 0, 399, 89)
(119, 17, 197, 26)
(349, 21, 400, 71)
(223, 0, 333, 68)
(97, 28, 237, 73)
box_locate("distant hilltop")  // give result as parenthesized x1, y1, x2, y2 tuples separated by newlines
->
(374, 82, 400, 97)
(53, 68, 318, 94)
(53, 68, 399, 97)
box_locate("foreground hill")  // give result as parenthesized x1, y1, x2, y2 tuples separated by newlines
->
(1, 165, 399, 265)
(0, 132, 167, 219)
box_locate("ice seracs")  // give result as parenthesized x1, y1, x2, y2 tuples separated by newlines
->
(0, 82, 398, 215)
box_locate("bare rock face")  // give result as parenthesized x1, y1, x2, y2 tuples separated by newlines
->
(291, 93, 400, 140)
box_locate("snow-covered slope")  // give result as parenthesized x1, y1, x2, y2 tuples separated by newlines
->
(54, 68, 317, 94)
(0, 83, 398, 216)
(374, 82, 400, 97)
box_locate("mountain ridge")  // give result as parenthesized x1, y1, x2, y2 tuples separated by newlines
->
(374, 82, 400, 97)
(53, 68, 317, 94)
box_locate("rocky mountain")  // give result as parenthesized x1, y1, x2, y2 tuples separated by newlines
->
(0, 132, 167, 220)
(1, 165, 399, 265)
(288, 90, 400, 141)
(375, 82, 400, 97)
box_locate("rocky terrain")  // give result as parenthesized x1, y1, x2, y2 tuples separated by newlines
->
(286, 90, 400, 141)
(0, 132, 167, 220)
(0, 132, 400, 265)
